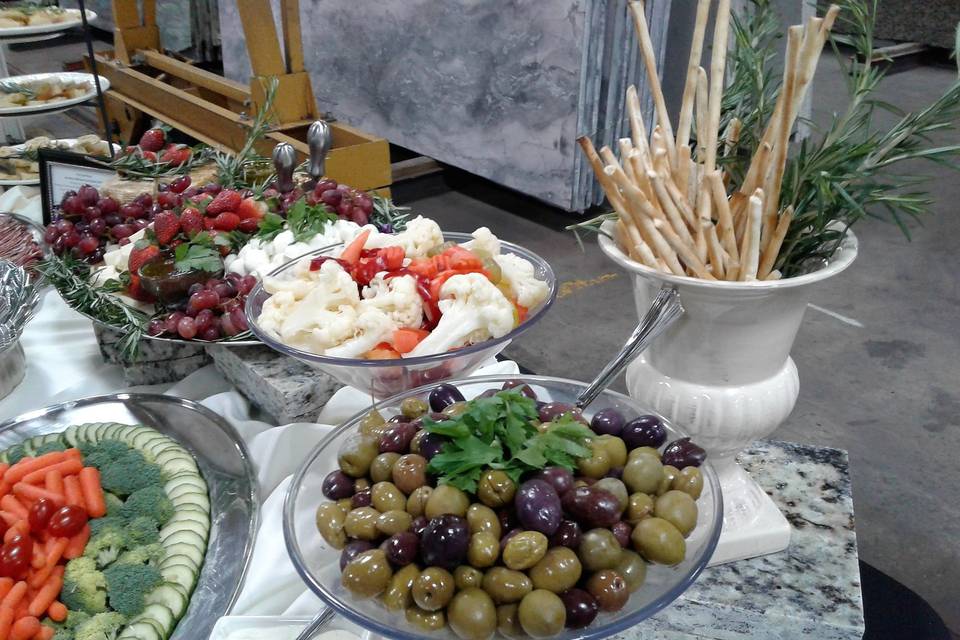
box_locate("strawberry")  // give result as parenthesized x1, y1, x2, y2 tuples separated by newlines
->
(236, 197, 266, 221)
(238, 218, 259, 233)
(153, 210, 181, 245)
(141, 150, 158, 163)
(206, 189, 242, 216)
(203, 217, 217, 231)
(161, 146, 191, 166)
(138, 128, 166, 152)
(128, 243, 160, 275)
(179, 207, 203, 235)
(126, 276, 155, 302)
(213, 212, 240, 231)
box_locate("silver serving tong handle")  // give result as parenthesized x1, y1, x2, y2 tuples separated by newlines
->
(293, 607, 336, 640)
(575, 286, 684, 409)
(307, 120, 332, 187)
(272, 142, 298, 193)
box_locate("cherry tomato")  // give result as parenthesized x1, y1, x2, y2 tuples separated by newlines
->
(28, 498, 56, 533)
(0, 536, 33, 579)
(47, 505, 88, 538)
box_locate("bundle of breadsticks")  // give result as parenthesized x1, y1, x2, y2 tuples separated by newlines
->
(580, 0, 840, 281)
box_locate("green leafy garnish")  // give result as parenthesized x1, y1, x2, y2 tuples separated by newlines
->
(424, 390, 594, 492)
(256, 197, 337, 244)
(173, 235, 222, 274)
(256, 212, 285, 241)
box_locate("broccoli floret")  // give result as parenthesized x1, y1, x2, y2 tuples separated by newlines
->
(60, 558, 107, 614)
(51, 628, 73, 640)
(88, 517, 124, 538)
(44, 610, 92, 640)
(126, 517, 160, 547)
(74, 612, 126, 640)
(114, 543, 165, 568)
(103, 493, 124, 518)
(80, 440, 132, 470)
(83, 523, 126, 568)
(37, 440, 68, 455)
(6, 444, 27, 464)
(103, 563, 162, 617)
(99, 450, 162, 497)
(119, 486, 173, 527)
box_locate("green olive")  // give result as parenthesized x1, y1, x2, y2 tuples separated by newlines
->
(626, 492, 655, 524)
(448, 588, 497, 640)
(528, 547, 581, 593)
(454, 565, 484, 590)
(376, 510, 413, 536)
(502, 531, 548, 570)
(359, 409, 386, 435)
(497, 604, 525, 638)
(468, 532, 501, 568)
(353, 478, 370, 492)
(671, 466, 704, 499)
(594, 477, 629, 512)
(622, 452, 664, 494)
(578, 528, 623, 571)
(406, 486, 433, 517)
(632, 517, 686, 565)
(336, 498, 352, 514)
(426, 484, 470, 518)
(658, 465, 680, 496)
(400, 397, 429, 420)
(615, 549, 648, 592)
(466, 503, 502, 539)
(372, 481, 406, 512)
(341, 549, 392, 598)
(518, 590, 566, 638)
(585, 569, 628, 612)
(405, 606, 446, 631)
(654, 490, 698, 537)
(392, 454, 427, 494)
(383, 564, 419, 611)
(370, 453, 400, 483)
(577, 441, 612, 479)
(412, 567, 455, 611)
(629, 446, 661, 461)
(337, 433, 380, 478)
(596, 435, 628, 467)
(482, 567, 533, 604)
(442, 402, 469, 418)
(315, 502, 346, 549)
(343, 506, 380, 540)
(410, 430, 427, 454)
(477, 470, 516, 508)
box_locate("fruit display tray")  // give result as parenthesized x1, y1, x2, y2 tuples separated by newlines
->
(620, 440, 864, 640)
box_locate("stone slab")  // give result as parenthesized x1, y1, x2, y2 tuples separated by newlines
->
(92, 324, 210, 385)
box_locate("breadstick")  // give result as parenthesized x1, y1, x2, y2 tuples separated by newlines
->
(629, 1, 676, 162)
(578, 136, 629, 215)
(649, 171, 696, 246)
(764, 270, 782, 281)
(707, 171, 739, 261)
(739, 189, 763, 280)
(676, 0, 712, 151)
(627, 150, 655, 199)
(704, 0, 732, 173)
(618, 138, 638, 185)
(695, 66, 709, 163)
(625, 84, 650, 156)
(675, 144, 692, 201)
(611, 173, 687, 275)
(758, 205, 793, 278)
(653, 218, 716, 280)
(706, 224, 727, 279)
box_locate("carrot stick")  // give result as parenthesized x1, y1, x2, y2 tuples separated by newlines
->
(23, 461, 81, 486)
(2, 582, 28, 609)
(11, 486, 63, 508)
(28, 540, 66, 590)
(41, 472, 63, 505)
(339, 229, 371, 265)
(10, 616, 38, 640)
(29, 548, 43, 571)
(4, 454, 67, 485)
(63, 449, 81, 462)
(4, 521, 28, 544)
(33, 626, 53, 640)
(0, 466, 8, 481)
(0, 607, 13, 640)
(27, 575, 61, 618)
(0, 498, 27, 522)
(62, 526, 88, 561)
(77, 469, 105, 519)
(45, 603, 66, 624)
(0, 513, 18, 528)
(0, 580, 12, 602)
(61, 478, 84, 512)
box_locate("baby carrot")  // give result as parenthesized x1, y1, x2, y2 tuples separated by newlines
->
(10, 616, 39, 640)
(3, 521, 28, 544)
(0, 465, 8, 480)
(29, 548, 43, 571)
(77, 469, 105, 519)
(11, 485, 62, 507)
(4, 454, 67, 485)
(28, 540, 66, 590)
(41, 472, 63, 505)
(45, 603, 65, 624)
(340, 229, 372, 264)
(0, 606, 14, 640)
(22, 461, 81, 486)
(0, 579, 12, 601)
(62, 526, 88, 561)
(0, 498, 26, 522)
(61, 477, 84, 512)
(34, 626, 54, 640)
(27, 575, 61, 618)
(2, 582, 28, 609)
(0, 513, 18, 528)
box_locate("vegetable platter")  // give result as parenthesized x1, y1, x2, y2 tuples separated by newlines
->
(0, 7, 94, 40)
(0, 393, 258, 640)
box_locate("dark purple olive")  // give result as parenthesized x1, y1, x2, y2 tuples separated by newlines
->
(351, 488, 372, 508)
(411, 516, 429, 536)
(499, 528, 522, 551)
(549, 520, 582, 549)
(383, 531, 419, 566)
(388, 415, 407, 424)
(420, 515, 469, 570)
(379, 422, 417, 453)
(561, 588, 599, 629)
(661, 437, 707, 469)
(476, 389, 499, 399)
(322, 470, 355, 500)
(605, 466, 623, 480)
(538, 402, 579, 423)
(428, 383, 465, 412)
(611, 521, 632, 548)
(561, 486, 622, 528)
(340, 540, 374, 570)
(622, 415, 667, 449)
(591, 408, 626, 436)
(515, 479, 562, 536)
(532, 467, 574, 496)
(418, 433, 448, 461)
(498, 508, 519, 533)
(501, 380, 537, 400)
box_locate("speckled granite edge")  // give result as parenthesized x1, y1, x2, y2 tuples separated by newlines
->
(93, 325, 210, 384)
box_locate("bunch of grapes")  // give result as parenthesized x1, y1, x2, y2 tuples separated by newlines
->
(146, 272, 258, 340)
(260, 178, 374, 226)
(43, 185, 138, 263)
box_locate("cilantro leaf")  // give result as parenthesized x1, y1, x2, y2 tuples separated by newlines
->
(173, 242, 222, 274)
(429, 436, 502, 493)
(256, 212, 285, 241)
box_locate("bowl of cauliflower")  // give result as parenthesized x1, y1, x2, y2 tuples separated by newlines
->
(245, 218, 556, 397)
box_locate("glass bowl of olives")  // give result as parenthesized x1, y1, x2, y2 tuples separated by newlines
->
(283, 375, 722, 640)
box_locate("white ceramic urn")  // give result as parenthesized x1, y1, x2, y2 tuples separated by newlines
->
(599, 221, 858, 564)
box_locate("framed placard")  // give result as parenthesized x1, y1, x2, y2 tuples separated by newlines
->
(39, 148, 116, 224)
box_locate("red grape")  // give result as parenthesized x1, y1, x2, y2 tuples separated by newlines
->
(203, 183, 222, 194)
(77, 185, 99, 206)
(43, 226, 57, 243)
(77, 236, 100, 255)
(237, 275, 257, 296)
(350, 207, 369, 226)
(134, 193, 153, 208)
(97, 197, 119, 214)
(165, 311, 186, 334)
(187, 290, 219, 314)
(157, 191, 180, 209)
(177, 316, 197, 339)
(83, 206, 102, 221)
(336, 201, 351, 217)
(61, 195, 85, 215)
(89, 218, 107, 236)
(119, 203, 145, 220)
(336, 184, 351, 193)
(230, 308, 248, 332)
(200, 326, 220, 341)
(169, 175, 191, 193)
(194, 309, 215, 332)
(47, 506, 87, 537)
(63, 231, 81, 248)
(111, 224, 134, 240)
(212, 282, 235, 299)
(220, 312, 238, 336)
(104, 214, 121, 226)
(147, 319, 166, 336)
(28, 498, 55, 533)
(54, 220, 74, 233)
(320, 189, 342, 207)
(0, 536, 31, 578)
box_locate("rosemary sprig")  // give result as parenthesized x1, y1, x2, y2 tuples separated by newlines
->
(110, 145, 209, 180)
(215, 77, 279, 188)
(369, 194, 410, 232)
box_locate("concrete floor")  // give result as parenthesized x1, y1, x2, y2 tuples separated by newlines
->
(4, 33, 958, 635)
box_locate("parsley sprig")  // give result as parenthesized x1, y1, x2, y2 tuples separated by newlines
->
(255, 197, 337, 243)
(173, 232, 226, 274)
(424, 390, 594, 492)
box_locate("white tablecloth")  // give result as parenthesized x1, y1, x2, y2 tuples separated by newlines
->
(1, 288, 520, 617)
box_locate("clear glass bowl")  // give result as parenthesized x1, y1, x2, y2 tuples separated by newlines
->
(245, 233, 557, 398)
(283, 375, 723, 640)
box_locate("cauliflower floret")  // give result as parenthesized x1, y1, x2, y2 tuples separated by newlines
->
(324, 307, 396, 358)
(407, 273, 515, 357)
(361, 274, 423, 329)
(494, 253, 549, 308)
(462, 227, 501, 257)
(365, 216, 443, 258)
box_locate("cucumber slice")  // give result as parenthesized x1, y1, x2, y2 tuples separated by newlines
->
(132, 431, 168, 451)
(162, 528, 206, 552)
(118, 425, 152, 445)
(170, 490, 210, 513)
(155, 449, 196, 468)
(160, 519, 209, 544)
(161, 553, 200, 573)
(146, 442, 179, 460)
(62, 425, 80, 448)
(21, 437, 37, 457)
(164, 542, 205, 568)
(118, 620, 163, 640)
(101, 423, 126, 440)
(160, 459, 199, 480)
(39, 433, 62, 447)
(145, 584, 189, 619)
(165, 475, 206, 496)
(0, 451, 7, 464)
(135, 603, 175, 636)
(159, 563, 196, 594)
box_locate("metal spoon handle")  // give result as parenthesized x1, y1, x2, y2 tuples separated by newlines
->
(575, 286, 684, 409)
(293, 607, 336, 640)
(272, 142, 298, 193)
(307, 120, 332, 181)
